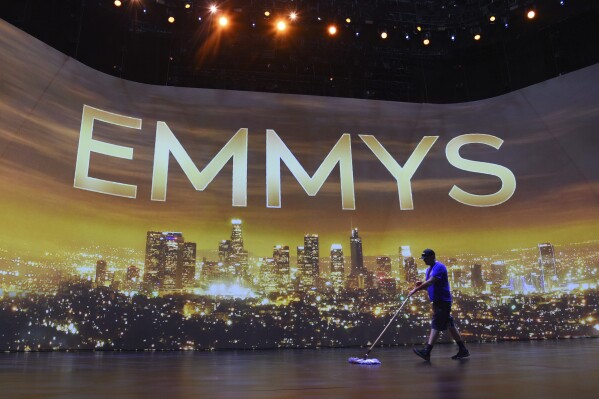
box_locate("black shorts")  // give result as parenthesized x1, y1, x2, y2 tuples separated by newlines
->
(431, 301, 455, 331)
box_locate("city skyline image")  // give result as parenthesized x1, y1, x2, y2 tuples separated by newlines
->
(1, 20, 599, 351)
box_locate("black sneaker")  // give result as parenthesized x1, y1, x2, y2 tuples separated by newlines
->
(413, 348, 431, 361)
(451, 348, 470, 360)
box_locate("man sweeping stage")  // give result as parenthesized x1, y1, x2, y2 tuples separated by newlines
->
(409, 249, 470, 361)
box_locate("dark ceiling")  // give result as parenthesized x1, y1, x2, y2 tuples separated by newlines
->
(1, 0, 598, 103)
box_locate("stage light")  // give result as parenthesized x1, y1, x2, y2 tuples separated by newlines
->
(209, 5, 218, 14)
(276, 20, 287, 32)
(114, 0, 122, 7)
(328, 25, 337, 35)
(527, 10, 536, 19)
(168, 16, 175, 24)
(219, 16, 228, 27)
(474, 34, 481, 41)
(381, 32, 388, 39)
(346, 18, 351, 23)
(289, 12, 297, 21)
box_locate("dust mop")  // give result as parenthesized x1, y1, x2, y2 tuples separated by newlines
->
(348, 295, 412, 365)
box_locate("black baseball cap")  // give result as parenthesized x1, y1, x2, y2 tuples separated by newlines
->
(420, 249, 435, 259)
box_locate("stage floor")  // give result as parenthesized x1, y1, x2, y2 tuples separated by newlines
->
(1, 339, 598, 399)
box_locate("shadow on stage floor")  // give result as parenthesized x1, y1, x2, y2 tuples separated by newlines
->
(1, 339, 598, 399)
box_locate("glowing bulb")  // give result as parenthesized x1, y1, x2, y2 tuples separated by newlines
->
(328, 25, 337, 35)
(264, 11, 270, 17)
(489, 15, 496, 22)
(276, 20, 287, 31)
(346, 18, 351, 23)
(209, 5, 217, 13)
(474, 34, 481, 40)
(527, 10, 536, 19)
(289, 12, 297, 21)
(114, 0, 122, 7)
(381, 32, 388, 39)
(417, 26, 422, 32)
(185, 3, 191, 9)
(168, 16, 175, 24)
(219, 16, 228, 27)
(423, 38, 430, 45)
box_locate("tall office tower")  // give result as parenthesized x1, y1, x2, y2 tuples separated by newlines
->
(330, 244, 345, 290)
(538, 243, 557, 290)
(471, 264, 484, 294)
(181, 242, 197, 288)
(228, 219, 248, 278)
(230, 219, 244, 252)
(296, 245, 306, 289)
(349, 228, 365, 276)
(144, 231, 164, 287)
(95, 260, 108, 287)
(400, 246, 418, 284)
(376, 256, 392, 279)
(126, 265, 140, 282)
(163, 232, 184, 290)
(143, 231, 197, 291)
(273, 245, 290, 287)
(302, 234, 320, 289)
(218, 240, 231, 262)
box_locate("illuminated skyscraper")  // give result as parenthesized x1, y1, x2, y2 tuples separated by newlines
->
(349, 228, 365, 276)
(330, 244, 344, 290)
(143, 231, 197, 291)
(163, 232, 184, 290)
(218, 240, 231, 262)
(538, 243, 557, 290)
(181, 242, 197, 287)
(400, 246, 418, 284)
(144, 231, 164, 288)
(273, 245, 290, 288)
(226, 219, 248, 279)
(303, 234, 320, 289)
(95, 260, 108, 287)
(231, 219, 244, 253)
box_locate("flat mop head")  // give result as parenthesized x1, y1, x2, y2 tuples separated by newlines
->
(348, 357, 381, 365)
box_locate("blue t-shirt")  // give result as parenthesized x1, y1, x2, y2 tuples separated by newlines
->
(425, 261, 452, 302)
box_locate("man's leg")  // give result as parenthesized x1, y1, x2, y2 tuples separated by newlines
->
(413, 329, 440, 361)
(448, 324, 470, 359)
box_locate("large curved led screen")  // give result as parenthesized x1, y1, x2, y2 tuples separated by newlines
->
(1, 19, 598, 350)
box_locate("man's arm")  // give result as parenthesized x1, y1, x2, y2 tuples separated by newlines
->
(409, 276, 440, 297)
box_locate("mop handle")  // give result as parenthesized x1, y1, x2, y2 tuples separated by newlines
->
(365, 295, 411, 355)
